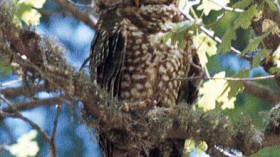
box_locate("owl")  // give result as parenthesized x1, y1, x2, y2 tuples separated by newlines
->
(89, 1, 202, 156)
(90, 0, 201, 108)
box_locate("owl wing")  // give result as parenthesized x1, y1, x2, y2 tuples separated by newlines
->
(177, 33, 202, 105)
(90, 11, 126, 98)
(177, 51, 202, 105)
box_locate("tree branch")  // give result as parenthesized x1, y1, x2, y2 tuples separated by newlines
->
(244, 81, 280, 105)
(53, 0, 97, 29)
(2, 96, 66, 113)
(0, 84, 47, 98)
(0, 95, 51, 143)
(50, 105, 61, 157)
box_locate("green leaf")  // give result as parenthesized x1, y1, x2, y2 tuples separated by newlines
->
(198, 72, 238, 110)
(250, 145, 280, 157)
(15, 3, 32, 18)
(13, 0, 45, 26)
(196, 141, 208, 154)
(242, 31, 271, 54)
(227, 69, 249, 98)
(269, 67, 280, 74)
(0, 59, 12, 78)
(12, 15, 22, 28)
(0, 66, 12, 78)
(214, 11, 237, 35)
(233, 5, 258, 29)
(161, 20, 197, 49)
(232, 0, 253, 9)
(265, 0, 278, 11)
(253, 49, 271, 67)
(197, 0, 230, 16)
(184, 139, 195, 154)
(21, 8, 42, 26)
(18, 0, 46, 9)
(218, 26, 236, 52)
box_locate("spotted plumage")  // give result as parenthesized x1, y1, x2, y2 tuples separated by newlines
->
(90, 1, 201, 107)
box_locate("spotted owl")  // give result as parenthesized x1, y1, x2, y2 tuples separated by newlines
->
(90, 0, 202, 108)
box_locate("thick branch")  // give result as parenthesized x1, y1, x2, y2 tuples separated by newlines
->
(0, 85, 47, 98)
(244, 81, 280, 105)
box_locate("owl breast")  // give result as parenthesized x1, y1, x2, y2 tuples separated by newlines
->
(90, 4, 199, 107)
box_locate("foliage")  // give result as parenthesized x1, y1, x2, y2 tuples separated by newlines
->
(13, 0, 46, 27)
(197, 0, 230, 16)
(250, 145, 280, 157)
(6, 130, 39, 157)
(273, 45, 280, 69)
(174, 0, 280, 156)
(161, 20, 197, 50)
(183, 139, 208, 156)
(193, 31, 217, 68)
(197, 71, 244, 111)
(0, 59, 13, 77)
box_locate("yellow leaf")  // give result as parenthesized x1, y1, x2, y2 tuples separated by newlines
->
(184, 139, 195, 154)
(197, 141, 208, 151)
(273, 45, 280, 68)
(193, 31, 217, 68)
(197, 72, 236, 111)
(262, 19, 280, 35)
(176, 0, 187, 10)
(197, 0, 230, 16)
(217, 84, 236, 110)
(18, 0, 46, 8)
(21, 9, 42, 26)
(8, 130, 39, 157)
(196, 141, 208, 154)
(12, 15, 22, 28)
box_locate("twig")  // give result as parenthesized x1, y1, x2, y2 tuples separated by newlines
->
(0, 94, 64, 157)
(54, 0, 98, 29)
(3, 96, 65, 113)
(67, 0, 94, 8)
(199, 25, 253, 61)
(0, 94, 51, 143)
(172, 74, 280, 105)
(0, 84, 48, 98)
(171, 74, 276, 81)
(50, 104, 61, 157)
(214, 145, 242, 157)
(274, 0, 280, 15)
(180, 6, 252, 62)
(0, 79, 22, 87)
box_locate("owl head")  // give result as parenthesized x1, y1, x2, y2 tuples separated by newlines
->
(94, 0, 175, 12)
